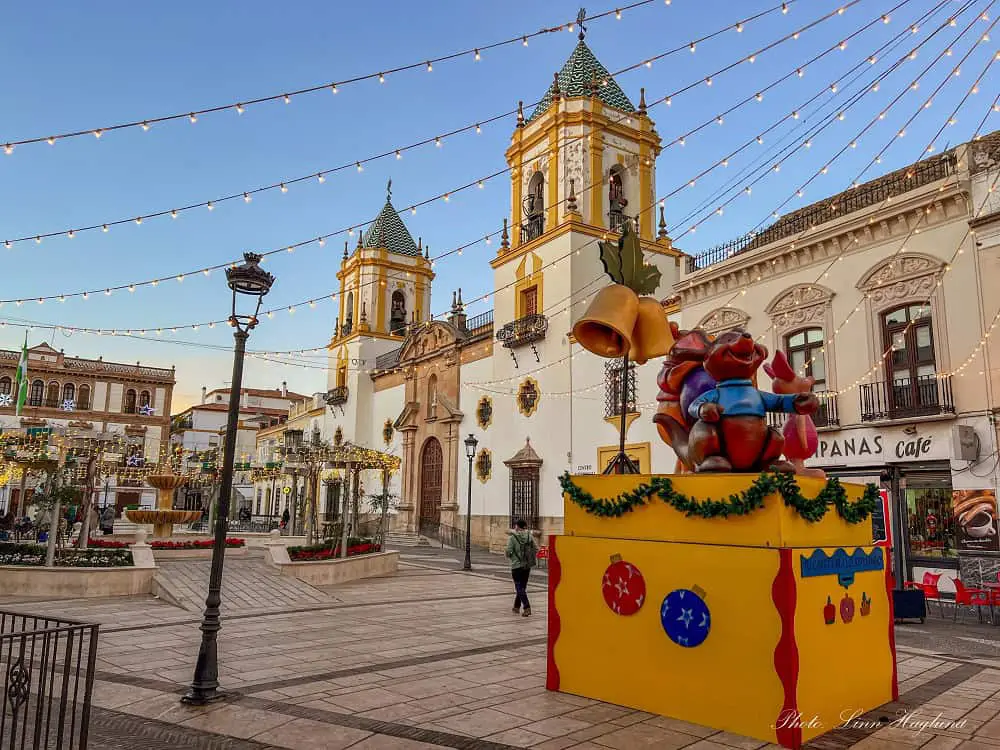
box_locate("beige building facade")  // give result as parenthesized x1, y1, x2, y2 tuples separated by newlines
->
(675, 132, 1000, 588)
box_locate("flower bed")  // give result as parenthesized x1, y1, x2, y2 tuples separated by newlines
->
(288, 539, 380, 562)
(0, 542, 133, 568)
(88, 537, 245, 550)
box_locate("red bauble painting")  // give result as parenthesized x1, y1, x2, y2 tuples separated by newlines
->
(602, 560, 646, 616)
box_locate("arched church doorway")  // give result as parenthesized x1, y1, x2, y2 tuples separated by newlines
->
(419, 437, 443, 528)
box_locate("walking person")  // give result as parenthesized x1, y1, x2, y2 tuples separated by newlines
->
(505, 519, 537, 617)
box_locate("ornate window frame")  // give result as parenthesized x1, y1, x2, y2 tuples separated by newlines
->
(476, 396, 493, 430)
(764, 284, 837, 390)
(696, 307, 750, 337)
(516, 377, 540, 417)
(475, 448, 492, 483)
(856, 253, 949, 381)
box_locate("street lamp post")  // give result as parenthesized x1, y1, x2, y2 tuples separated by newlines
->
(183, 253, 274, 706)
(463, 434, 478, 571)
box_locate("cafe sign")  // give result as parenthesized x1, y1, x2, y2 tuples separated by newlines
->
(806, 424, 951, 467)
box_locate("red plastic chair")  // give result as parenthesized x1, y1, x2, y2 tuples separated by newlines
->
(952, 578, 990, 622)
(904, 572, 945, 618)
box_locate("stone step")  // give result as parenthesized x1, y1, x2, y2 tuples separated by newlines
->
(385, 532, 432, 547)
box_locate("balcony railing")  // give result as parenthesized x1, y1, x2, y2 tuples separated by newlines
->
(496, 314, 548, 349)
(325, 386, 349, 407)
(860, 375, 955, 422)
(609, 210, 639, 234)
(766, 391, 840, 430)
(686, 156, 955, 273)
(464, 309, 494, 337)
(520, 215, 544, 243)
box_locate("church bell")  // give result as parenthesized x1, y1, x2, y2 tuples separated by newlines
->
(572, 284, 639, 358)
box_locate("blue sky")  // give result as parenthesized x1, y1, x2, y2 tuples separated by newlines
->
(2, 0, 996, 409)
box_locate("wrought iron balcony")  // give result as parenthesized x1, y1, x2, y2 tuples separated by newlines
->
(325, 386, 349, 407)
(496, 314, 548, 349)
(520, 215, 544, 244)
(859, 375, 955, 422)
(766, 391, 839, 430)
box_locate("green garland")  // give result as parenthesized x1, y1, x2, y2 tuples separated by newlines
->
(559, 471, 879, 525)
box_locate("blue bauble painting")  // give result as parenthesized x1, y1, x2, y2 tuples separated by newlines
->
(660, 589, 711, 648)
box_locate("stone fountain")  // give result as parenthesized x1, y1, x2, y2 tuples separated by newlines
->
(125, 470, 200, 538)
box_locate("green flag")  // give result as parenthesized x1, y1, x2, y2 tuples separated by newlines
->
(14, 334, 28, 416)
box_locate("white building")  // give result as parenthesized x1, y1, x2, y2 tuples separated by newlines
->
(675, 131, 1000, 588)
(315, 34, 682, 548)
(171, 384, 307, 512)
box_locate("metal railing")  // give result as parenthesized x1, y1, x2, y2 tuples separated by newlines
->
(765, 391, 840, 430)
(187, 519, 281, 534)
(464, 310, 494, 337)
(686, 156, 955, 273)
(325, 386, 348, 407)
(520, 215, 544, 243)
(496, 314, 548, 349)
(0, 610, 99, 750)
(860, 375, 955, 422)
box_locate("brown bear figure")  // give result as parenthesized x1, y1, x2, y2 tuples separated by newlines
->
(687, 330, 818, 473)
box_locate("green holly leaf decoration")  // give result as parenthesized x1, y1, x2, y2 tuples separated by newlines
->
(631, 262, 662, 296)
(597, 224, 662, 295)
(598, 238, 624, 284)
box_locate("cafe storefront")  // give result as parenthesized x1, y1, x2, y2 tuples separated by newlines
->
(805, 418, 999, 592)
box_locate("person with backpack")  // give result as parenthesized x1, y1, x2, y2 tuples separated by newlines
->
(505, 519, 538, 617)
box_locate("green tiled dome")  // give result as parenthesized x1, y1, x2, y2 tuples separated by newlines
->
(527, 41, 636, 123)
(363, 197, 420, 257)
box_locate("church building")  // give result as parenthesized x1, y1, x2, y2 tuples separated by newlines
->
(318, 32, 683, 548)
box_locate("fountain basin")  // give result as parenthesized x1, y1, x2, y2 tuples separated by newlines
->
(126, 509, 201, 538)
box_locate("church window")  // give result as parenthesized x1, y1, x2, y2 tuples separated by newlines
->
(390, 290, 407, 335)
(510, 465, 540, 529)
(609, 165, 628, 232)
(344, 292, 354, 335)
(522, 172, 545, 242)
(426, 374, 438, 419)
(604, 360, 636, 418)
(521, 286, 538, 318)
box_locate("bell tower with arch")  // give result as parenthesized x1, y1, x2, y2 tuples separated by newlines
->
(483, 26, 682, 526)
(326, 181, 434, 447)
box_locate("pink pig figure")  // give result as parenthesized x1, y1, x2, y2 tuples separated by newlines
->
(762, 351, 826, 479)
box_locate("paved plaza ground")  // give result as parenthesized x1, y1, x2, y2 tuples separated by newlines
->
(5, 548, 1000, 749)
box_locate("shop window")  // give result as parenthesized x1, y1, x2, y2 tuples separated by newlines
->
(905, 477, 957, 561)
(883, 304, 938, 413)
(784, 328, 826, 388)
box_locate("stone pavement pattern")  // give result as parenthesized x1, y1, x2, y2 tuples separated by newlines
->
(6, 551, 1000, 749)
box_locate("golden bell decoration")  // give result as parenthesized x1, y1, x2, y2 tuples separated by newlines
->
(573, 284, 639, 358)
(629, 297, 675, 365)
